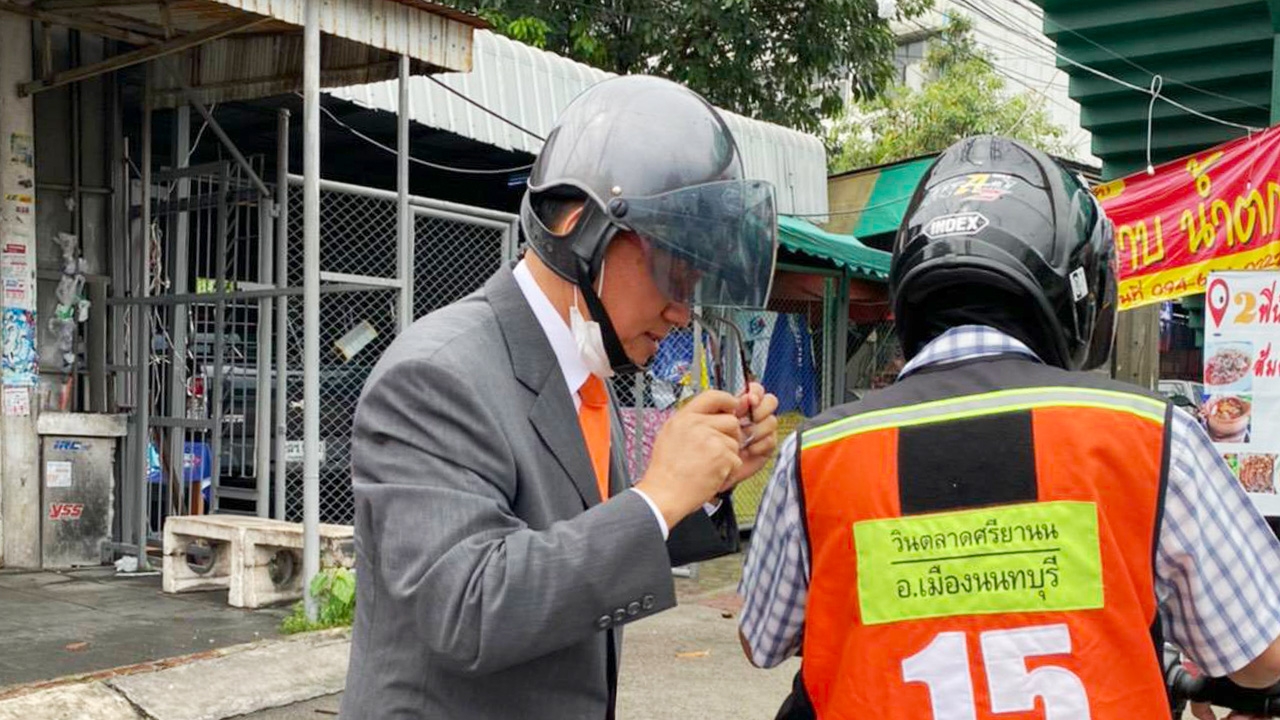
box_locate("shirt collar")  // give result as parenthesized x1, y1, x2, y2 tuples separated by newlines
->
(512, 260, 590, 399)
(898, 325, 1042, 380)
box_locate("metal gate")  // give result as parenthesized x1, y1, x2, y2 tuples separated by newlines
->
(113, 158, 277, 552)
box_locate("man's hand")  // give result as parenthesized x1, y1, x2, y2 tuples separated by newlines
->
(720, 382, 780, 493)
(636, 390, 744, 529)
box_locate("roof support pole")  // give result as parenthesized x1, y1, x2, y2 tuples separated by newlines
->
(274, 109, 290, 522)
(302, 0, 322, 624)
(397, 54, 413, 332)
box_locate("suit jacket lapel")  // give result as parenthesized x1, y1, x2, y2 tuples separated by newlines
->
(486, 266, 603, 508)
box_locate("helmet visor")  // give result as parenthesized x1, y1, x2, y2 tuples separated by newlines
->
(614, 180, 778, 309)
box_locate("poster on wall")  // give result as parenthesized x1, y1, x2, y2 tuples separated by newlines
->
(2, 307, 38, 387)
(1203, 271, 1280, 515)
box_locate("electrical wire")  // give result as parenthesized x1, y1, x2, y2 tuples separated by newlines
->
(1002, 0, 1268, 111)
(1055, 53, 1261, 132)
(187, 102, 217, 162)
(423, 75, 545, 142)
(782, 193, 916, 218)
(303, 94, 535, 175)
(947, 1, 1263, 133)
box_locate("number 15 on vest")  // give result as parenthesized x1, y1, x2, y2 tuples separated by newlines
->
(905, 624, 1090, 720)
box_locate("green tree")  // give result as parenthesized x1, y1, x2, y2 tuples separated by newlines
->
(827, 17, 1069, 173)
(456, 0, 931, 133)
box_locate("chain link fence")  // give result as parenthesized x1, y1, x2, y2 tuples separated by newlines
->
(283, 180, 514, 524)
(615, 299, 830, 527)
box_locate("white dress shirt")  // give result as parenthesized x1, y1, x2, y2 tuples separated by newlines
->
(513, 260, 670, 539)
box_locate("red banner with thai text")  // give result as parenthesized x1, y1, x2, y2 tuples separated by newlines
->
(1094, 124, 1280, 310)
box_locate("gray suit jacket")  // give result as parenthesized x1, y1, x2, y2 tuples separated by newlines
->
(340, 267, 731, 720)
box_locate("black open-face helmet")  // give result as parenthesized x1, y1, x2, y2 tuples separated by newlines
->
(520, 75, 778, 373)
(890, 135, 1117, 371)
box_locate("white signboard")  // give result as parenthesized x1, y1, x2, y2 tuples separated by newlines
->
(1203, 271, 1280, 516)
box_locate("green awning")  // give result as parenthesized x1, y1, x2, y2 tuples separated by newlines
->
(777, 215, 891, 281)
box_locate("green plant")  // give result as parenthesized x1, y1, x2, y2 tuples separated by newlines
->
(281, 567, 357, 634)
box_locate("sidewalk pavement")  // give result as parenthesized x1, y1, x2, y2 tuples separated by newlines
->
(0, 557, 1215, 720)
(0, 552, 808, 720)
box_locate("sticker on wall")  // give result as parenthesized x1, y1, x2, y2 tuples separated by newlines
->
(48, 503, 83, 521)
(8, 133, 33, 168)
(3, 386, 28, 416)
(45, 461, 73, 488)
(2, 307, 38, 386)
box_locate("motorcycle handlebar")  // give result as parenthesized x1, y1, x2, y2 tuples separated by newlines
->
(1167, 658, 1280, 716)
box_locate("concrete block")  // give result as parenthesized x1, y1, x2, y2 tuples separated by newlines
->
(0, 682, 141, 720)
(162, 516, 353, 608)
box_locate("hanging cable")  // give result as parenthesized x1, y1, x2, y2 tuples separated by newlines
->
(301, 94, 535, 175)
(1056, 55, 1261, 133)
(187, 102, 217, 163)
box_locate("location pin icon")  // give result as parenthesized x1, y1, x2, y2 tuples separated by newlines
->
(1208, 277, 1230, 328)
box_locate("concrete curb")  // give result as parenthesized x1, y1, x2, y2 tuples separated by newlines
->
(0, 629, 350, 720)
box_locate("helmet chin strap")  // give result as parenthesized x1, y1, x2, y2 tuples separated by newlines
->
(575, 256, 643, 375)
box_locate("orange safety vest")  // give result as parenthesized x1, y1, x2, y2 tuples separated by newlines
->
(796, 357, 1171, 720)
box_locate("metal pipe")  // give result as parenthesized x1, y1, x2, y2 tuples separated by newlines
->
(255, 195, 274, 517)
(275, 108, 289, 522)
(396, 54, 412, 331)
(134, 64, 152, 571)
(208, 163, 229, 512)
(103, 281, 385, 307)
(285, 174, 518, 224)
(160, 59, 272, 199)
(302, 0, 321, 623)
(167, 104, 191, 517)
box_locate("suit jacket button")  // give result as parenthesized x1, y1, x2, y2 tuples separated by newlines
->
(596, 615, 612, 630)
(613, 608, 627, 623)
(627, 601, 641, 616)
(641, 594, 655, 610)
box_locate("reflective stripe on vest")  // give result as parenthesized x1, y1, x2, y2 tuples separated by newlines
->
(802, 386, 1167, 452)
(797, 383, 1170, 720)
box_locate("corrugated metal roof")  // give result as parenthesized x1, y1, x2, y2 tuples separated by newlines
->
(49, 0, 480, 107)
(330, 30, 830, 216)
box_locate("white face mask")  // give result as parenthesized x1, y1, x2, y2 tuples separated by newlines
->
(571, 261, 615, 379)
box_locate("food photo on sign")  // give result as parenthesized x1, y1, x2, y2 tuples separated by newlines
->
(1202, 272, 1280, 507)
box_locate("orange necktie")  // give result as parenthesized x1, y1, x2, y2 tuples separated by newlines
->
(578, 375, 611, 503)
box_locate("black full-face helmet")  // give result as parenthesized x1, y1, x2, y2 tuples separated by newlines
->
(890, 135, 1117, 371)
(520, 75, 778, 373)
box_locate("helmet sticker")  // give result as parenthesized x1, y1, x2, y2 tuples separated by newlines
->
(929, 173, 1019, 202)
(922, 212, 989, 239)
(1069, 267, 1089, 302)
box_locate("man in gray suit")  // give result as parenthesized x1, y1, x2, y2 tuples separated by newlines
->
(340, 75, 781, 720)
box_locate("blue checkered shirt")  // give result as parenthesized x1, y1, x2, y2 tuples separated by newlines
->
(739, 325, 1280, 676)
